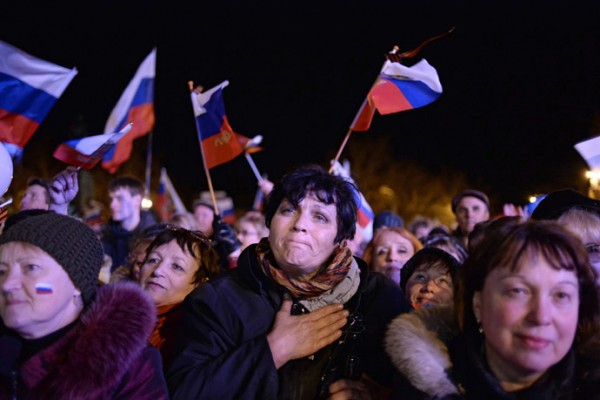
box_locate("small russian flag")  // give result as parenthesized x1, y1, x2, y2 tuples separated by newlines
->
(35, 282, 53, 294)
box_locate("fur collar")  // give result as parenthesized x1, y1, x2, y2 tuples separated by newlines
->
(33, 282, 157, 397)
(384, 305, 460, 397)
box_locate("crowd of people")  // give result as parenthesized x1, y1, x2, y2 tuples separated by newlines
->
(1, 163, 600, 399)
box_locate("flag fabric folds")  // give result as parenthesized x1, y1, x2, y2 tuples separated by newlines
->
(101, 48, 156, 173)
(190, 80, 245, 169)
(53, 123, 133, 169)
(355, 190, 375, 230)
(0, 40, 78, 158)
(156, 167, 187, 222)
(350, 59, 442, 132)
(329, 159, 374, 230)
(575, 135, 600, 170)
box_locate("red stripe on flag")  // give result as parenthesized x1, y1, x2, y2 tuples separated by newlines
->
(53, 143, 102, 169)
(201, 117, 244, 169)
(101, 103, 154, 173)
(369, 79, 412, 114)
(0, 110, 40, 146)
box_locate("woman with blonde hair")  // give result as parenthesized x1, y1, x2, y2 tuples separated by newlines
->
(362, 226, 423, 285)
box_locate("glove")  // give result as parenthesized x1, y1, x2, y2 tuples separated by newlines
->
(212, 214, 242, 256)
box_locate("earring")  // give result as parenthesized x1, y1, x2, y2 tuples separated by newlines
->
(477, 320, 484, 334)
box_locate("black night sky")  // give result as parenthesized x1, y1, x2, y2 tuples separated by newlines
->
(3, 1, 600, 213)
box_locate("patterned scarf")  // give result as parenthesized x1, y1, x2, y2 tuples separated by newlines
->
(256, 237, 354, 300)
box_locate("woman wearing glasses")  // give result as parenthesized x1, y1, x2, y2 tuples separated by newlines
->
(385, 217, 600, 399)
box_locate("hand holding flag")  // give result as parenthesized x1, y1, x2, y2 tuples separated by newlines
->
(53, 123, 133, 169)
(239, 134, 264, 181)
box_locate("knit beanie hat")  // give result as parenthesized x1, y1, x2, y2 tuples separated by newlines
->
(451, 189, 490, 214)
(373, 210, 404, 231)
(0, 212, 103, 305)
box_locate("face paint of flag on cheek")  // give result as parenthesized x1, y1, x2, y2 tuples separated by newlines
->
(35, 283, 53, 294)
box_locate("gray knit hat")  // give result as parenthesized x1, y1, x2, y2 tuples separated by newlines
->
(0, 212, 103, 305)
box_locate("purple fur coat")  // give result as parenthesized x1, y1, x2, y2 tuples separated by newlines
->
(0, 282, 168, 400)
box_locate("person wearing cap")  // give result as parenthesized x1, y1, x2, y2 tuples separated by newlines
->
(192, 199, 215, 237)
(373, 209, 404, 235)
(192, 198, 241, 270)
(450, 189, 490, 248)
(101, 175, 158, 274)
(0, 212, 168, 399)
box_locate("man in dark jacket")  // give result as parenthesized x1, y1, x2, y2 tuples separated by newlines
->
(100, 175, 158, 272)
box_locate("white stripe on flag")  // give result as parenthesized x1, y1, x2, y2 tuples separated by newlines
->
(0, 40, 77, 97)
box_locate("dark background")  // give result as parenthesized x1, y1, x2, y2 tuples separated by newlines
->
(3, 1, 600, 214)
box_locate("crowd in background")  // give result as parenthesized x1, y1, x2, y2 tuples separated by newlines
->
(1, 164, 600, 399)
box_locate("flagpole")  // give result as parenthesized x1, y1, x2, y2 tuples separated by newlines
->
(329, 128, 353, 173)
(244, 151, 262, 182)
(189, 81, 221, 216)
(328, 30, 454, 174)
(144, 130, 153, 200)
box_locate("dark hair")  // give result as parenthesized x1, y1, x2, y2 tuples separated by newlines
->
(144, 226, 220, 285)
(25, 177, 51, 204)
(108, 176, 144, 197)
(456, 217, 600, 353)
(422, 231, 468, 264)
(263, 165, 357, 244)
(400, 247, 460, 293)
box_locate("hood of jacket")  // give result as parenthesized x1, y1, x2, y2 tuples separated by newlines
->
(3, 282, 157, 398)
(384, 304, 460, 398)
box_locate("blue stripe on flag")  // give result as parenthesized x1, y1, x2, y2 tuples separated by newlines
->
(0, 72, 58, 123)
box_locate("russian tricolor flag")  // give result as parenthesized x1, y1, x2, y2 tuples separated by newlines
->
(0, 41, 77, 158)
(354, 190, 374, 230)
(351, 59, 442, 132)
(53, 123, 132, 169)
(101, 48, 156, 173)
(190, 80, 244, 169)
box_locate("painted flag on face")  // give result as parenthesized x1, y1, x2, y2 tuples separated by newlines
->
(53, 123, 133, 169)
(0, 40, 78, 159)
(101, 48, 156, 174)
(190, 80, 244, 169)
(351, 59, 442, 132)
(575, 134, 600, 170)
